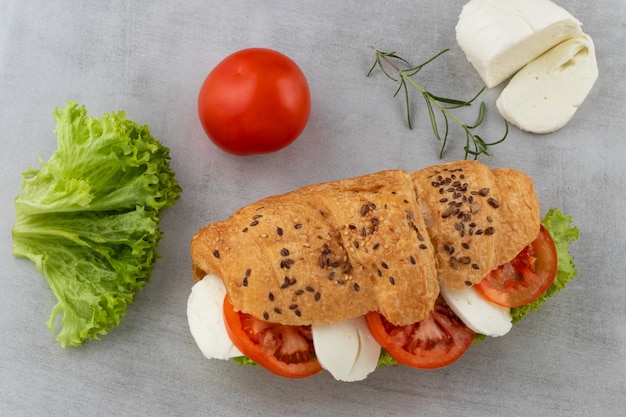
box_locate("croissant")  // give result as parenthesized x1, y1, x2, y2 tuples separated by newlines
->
(190, 160, 539, 326)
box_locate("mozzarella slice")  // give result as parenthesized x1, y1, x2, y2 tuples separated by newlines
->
(312, 316, 381, 382)
(496, 34, 598, 133)
(187, 274, 242, 360)
(441, 286, 512, 337)
(456, 0, 582, 88)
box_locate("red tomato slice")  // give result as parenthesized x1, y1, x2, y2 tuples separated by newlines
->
(475, 225, 558, 308)
(222, 295, 322, 378)
(366, 297, 475, 369)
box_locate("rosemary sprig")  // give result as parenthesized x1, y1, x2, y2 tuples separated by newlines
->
(367, 46, 508, 160)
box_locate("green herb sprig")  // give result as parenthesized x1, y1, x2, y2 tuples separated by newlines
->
(367, 46, 508, 160)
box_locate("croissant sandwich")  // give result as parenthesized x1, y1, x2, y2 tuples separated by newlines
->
(187, 160, 578, 381)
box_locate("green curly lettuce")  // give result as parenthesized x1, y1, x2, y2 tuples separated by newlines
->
(12, 102, 181, 348)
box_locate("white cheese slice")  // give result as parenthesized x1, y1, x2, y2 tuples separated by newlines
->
(441, 286, 512, 337)
(187, 274, 242, 360)
(312, 316, 381, 382)
(456, 0, 582, 88)
(496, 34, 598, 133)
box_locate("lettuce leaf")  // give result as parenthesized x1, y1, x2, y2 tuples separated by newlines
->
(12, 102, 181, 348)
(510, 208, 579, 323)
(232, 356, 258, 366)
(376, 349, 399, 368)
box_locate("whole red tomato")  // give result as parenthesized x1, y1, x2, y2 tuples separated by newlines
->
(198, 48, 311, 156)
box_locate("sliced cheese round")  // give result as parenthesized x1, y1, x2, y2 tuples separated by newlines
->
(441, 285, 512, 337)
(312, 316, 381, 382)
(496, 34, 598, 133)
(456, 0, 582, 88)
(187, 274, 242, 360)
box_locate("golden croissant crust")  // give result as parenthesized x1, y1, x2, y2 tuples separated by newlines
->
(191, 161, 539, 326)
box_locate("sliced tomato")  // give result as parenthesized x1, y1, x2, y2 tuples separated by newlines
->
(475, 225, 558, 308)
(222, 295, 322, 378)
(365, 297, 475, 369)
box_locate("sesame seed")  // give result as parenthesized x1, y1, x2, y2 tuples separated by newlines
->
(289, 304, 298, 310)
(389, 276, 396, 285)
(464, 280, 472, 286)
(280, 259, 295, 269)
(442, 206, 455, 218)
(410, 256, 416, 264)
(485, 227, 495, 235)
(280, 248, 290, 256)
(305, 286, 315, 292)
(472, 263, 480, 270)
(263, 312, 270, 320)
(479, 188, 490, 196)
(294, 223, 302, 229)
(250, 220, 259, 227)
(450, 257, 459, 270)
(314, 292, 321, 301)
(277, 227, 283, 236)
(487, 198, 500, 208)
(381, 261, 389, 269)
(274, 307, 282, 314)
(353, 283, 360, 292)
(243, 277, 248, 287)
(328, 271, 336, 280)
(268, 292, 274, 301)
(419, 244, 427, 250)
(295, 310, 302, 317)
(212, 250, 220, 259)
